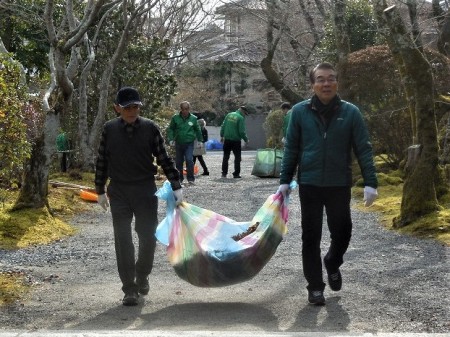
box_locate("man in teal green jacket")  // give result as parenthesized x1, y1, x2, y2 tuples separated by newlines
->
(278, 62, 378, 305)
(167, 101, 203, 185)
(220, 106, 249, 178)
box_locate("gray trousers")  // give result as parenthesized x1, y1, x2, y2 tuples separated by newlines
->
(107, 179, 158, 294)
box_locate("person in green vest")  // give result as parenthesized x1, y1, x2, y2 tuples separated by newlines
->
(281, 102, 292, 145)
(56, 130, 70, 172)
(220, 105, 249, 178)
(167, 101, 203, 186)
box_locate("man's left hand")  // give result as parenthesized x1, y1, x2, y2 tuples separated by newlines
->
(97, 194, 109, 211)
(363, 186, 378, 207)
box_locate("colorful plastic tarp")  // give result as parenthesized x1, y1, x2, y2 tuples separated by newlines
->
(155, 180, 296, 287)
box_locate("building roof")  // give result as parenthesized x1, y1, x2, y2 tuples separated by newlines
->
(199, 43, 264, 63)
(215, 0, 266, 15)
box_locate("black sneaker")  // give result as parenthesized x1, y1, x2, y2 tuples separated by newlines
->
(233, 175, 242, 179)
(308, 290, 325, 305)
(327, 269, 342, 291)
(202, 172, 209, 176)
(221, 174, 227, 178)
(136, 276, 149, 295)
(122, 291, 139, 306)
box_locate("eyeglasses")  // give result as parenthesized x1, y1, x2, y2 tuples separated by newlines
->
(123, 104, 141, 110)
(315, 76, 337, 84)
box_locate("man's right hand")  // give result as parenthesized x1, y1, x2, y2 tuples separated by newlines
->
(173, 188, 184, 206)
(97, 194, 109, 211)
(169, 140, 175, 146)
(277, 184, 291, 200)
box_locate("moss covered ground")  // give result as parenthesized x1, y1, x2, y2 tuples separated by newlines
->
(353, 171, 450, 245)
(0, 171, 94, 305)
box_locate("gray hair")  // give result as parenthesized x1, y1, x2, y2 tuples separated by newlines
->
(180, 101, 190, 109)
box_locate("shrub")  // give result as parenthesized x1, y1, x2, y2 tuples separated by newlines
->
(340, 45, 450, 168)
(263, 109, 284, 149)
(0, 54, 31, 189)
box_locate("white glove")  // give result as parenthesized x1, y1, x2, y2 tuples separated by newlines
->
(363, 186, 378, 207)
(277, 184, 291, 200)
(281, 137, 286, 144)
(169, 140, 175, 146)
(173, 188, 183, 206)
(97, 194, 109, 211)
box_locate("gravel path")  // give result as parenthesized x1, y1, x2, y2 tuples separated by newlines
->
(0, 151, 449, 334)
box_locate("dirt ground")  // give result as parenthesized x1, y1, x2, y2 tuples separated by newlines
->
(0, 151, 449, 334)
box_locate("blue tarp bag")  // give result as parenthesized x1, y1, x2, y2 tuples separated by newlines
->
(205, 139, 223, 150)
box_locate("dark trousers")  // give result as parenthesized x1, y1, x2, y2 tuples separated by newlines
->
(221, 139, 242, 176)
(193, 155, 208, 173)
(299, 185, 352, 291)
(59, 152, 68, 172)
(107, 180, 158, 294)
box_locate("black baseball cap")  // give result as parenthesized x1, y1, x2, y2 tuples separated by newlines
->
(281, 102, 291, 110)
(116, 87, 143, 107)
(240, 105, 249, 115)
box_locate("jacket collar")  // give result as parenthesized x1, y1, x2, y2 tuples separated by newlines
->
(120, 116, 141, 128)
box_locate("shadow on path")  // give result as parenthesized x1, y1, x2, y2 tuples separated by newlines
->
(72, 302, 279, 331)
(286, 296, 351, 332)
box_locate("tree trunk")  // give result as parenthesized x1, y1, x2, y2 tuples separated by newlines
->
(78, 4, 151, 171)
(373, 0, 418, 144)
(87, 15, 141, 168)
(260, 57, 304, 104)
(441, 115, 450, 165)
(432, 0, 450, 56)
(438, 11, 450, 56)
(13, 0, 109, 209)
(13, 113, 59, 210)
(260, 0, 305, 105)
(383, 5, 441, 227)
(13, 137, 48, 210)
(333, 0, 350, 65)
(406, 0, 423, 50)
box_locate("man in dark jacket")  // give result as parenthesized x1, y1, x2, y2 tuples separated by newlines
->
(95, 87, 183, 306)
(278, 62, 378, 305)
